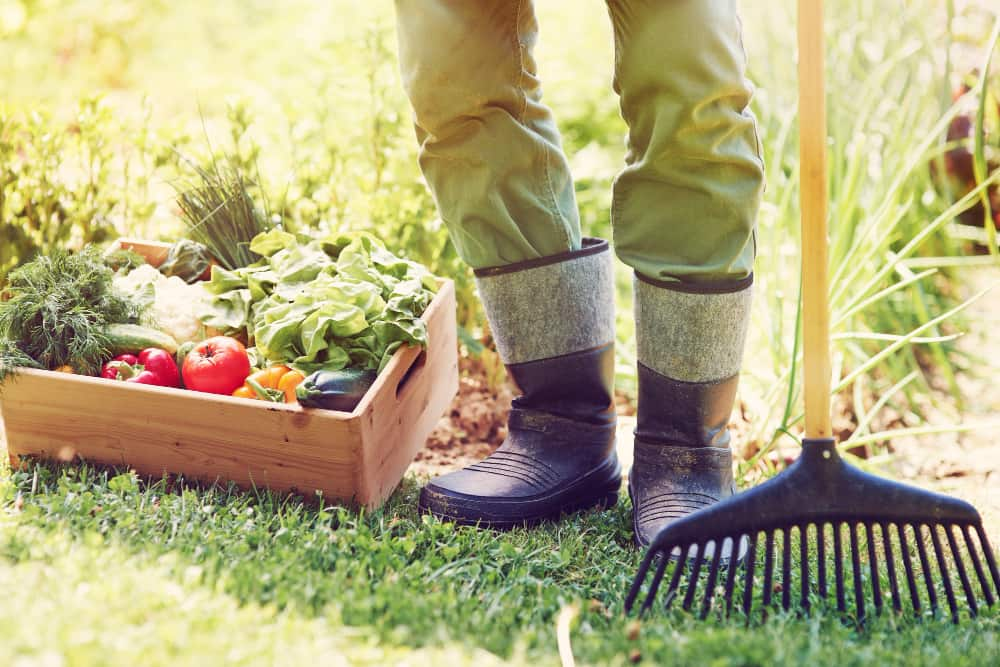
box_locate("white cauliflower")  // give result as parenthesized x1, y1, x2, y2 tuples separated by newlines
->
(114, 264, 210, 344)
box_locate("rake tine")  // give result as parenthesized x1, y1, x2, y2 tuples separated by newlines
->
(865, 523, 883, 614)
(817, 522, 827, 600)
(800, 525, 811, 612)
(762, 531, 776, 609)
(964, 525, 996, 606)
(897, 524, 921, 615)
(640, 553, 671, 615)
(625, 548, 656, 613)
(945, 525, 978, 618)
(781, 529, 793, 610)
(700, 538, 725, 620)
(682, 543, 706, 611)
(880, 522, 902, 614)
(929, 525, 959, 624)
(664, 546, 689, 610)
(849, 523, 865, 623)
(915, 523, 939, 615)
(834, 522, 846, 613)
(723, 535, 740, 617)
(974, 524, 1000, 598)
(742, 532, 759, 617)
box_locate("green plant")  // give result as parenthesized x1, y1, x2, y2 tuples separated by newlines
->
(0, 98, 122, 286)
(0, 246, 143, 379)
(732, 1, 1000, 466)
(174, 156, 272, 271)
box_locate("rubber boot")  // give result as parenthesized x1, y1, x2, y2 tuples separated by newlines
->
(629, 272, 753, 549)
(419, 238, 621, 528)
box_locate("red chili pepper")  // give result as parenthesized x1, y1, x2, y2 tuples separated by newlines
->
(99, 349, 179, 387)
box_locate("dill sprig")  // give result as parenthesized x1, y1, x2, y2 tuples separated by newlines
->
(0, 247, 143, 377)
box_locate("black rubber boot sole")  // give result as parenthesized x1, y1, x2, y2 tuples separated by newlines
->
(418, 456, 622, 530)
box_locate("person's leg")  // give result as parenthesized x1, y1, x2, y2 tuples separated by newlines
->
(394, 0, 621, 526)
(394, 0, 581, 268)
(604, 0, 764, 547)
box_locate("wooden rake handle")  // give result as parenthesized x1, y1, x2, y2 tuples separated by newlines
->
(797, 0, 832, 439)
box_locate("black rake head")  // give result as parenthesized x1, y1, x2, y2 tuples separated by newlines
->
(625, 439, 1000, 624)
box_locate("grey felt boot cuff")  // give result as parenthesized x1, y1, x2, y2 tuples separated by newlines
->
(474, 238, 615, 366)
(634, 272, 752, 383)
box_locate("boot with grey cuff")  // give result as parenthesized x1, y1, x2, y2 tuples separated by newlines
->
(419, 238, 622, 528)
(629, 272, 753, 550)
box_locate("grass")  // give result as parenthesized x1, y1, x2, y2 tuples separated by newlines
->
(2, 461, 999, 666)
(3, 0, 1000, 663)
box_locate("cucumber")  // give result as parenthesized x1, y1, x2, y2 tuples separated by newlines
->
(106, 323, 179, 355)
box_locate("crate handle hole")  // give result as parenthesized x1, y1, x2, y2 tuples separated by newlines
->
(395, 350, 427, 399)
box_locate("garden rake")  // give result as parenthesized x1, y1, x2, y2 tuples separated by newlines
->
(624, 0, 1000, 623)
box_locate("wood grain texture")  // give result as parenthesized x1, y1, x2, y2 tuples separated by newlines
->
(797, 0, 833, 439)
(358, 280, 459, 505)
(1, 240, 458, 507)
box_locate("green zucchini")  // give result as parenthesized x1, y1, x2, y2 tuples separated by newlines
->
(106, 323, 179, 355)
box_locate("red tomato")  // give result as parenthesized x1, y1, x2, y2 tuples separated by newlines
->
(182, 336, 251, 395)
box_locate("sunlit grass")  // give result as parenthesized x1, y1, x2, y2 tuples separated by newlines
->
(2, 462, 998, 665)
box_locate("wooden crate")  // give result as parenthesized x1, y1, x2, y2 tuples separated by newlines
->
(0, 239, 458, 508)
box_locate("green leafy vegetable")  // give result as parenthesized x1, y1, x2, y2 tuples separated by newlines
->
(103, 248, 148, 274)
(249, 229, 296, 257)
(158, 239, 212, 283)
(199, 231, 436, 374)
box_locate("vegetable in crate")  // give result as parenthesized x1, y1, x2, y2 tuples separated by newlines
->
(106, 323, 179, 356)
(232, 365, 305, 403)
(102, 353, 139, 377)
(0, 247, 144, 381)
(103, 247, 147, 273)
(113, 264, 211, 344)
(101, 348, 180, 387)
(174, 160, 271, 271)
(158, 239, 212, 283)
(296, 369, 377, 412)
(200, 230, 437, 377)
(181, 336, 251, 395)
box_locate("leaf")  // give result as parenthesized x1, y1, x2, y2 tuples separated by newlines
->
(269, 242, 332, 284)
(204, 265, 248, 294)
(249, 229, 296, 257)
(201, 288, 253, 332)
(291, 345, 351, 375)
(972, 17, 1000, 257)
(108, 472, 139, 494)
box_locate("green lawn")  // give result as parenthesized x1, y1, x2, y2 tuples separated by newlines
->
(2, 462, 998, 666)
(3, 0, 1000, 663)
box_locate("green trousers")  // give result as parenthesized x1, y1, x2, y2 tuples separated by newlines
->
(394, 0, 764, 283)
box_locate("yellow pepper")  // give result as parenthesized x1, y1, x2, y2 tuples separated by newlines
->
(278, 369, 306, 403)
(231, 365, 305, 403)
